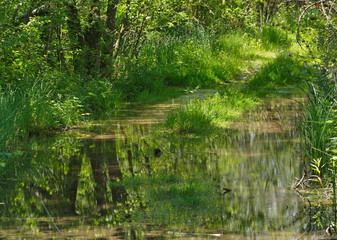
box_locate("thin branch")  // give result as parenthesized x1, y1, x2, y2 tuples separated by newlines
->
(297, 1, 320, 45)
(320, 0, 337, 30)
(311, 146, 334, 157)
(294, 172, 306, 189)
(327, 35, 337, 53)
(15, 3, 52, 24)
(39, 195, 66, 239)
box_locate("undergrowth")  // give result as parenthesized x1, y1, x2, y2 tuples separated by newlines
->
(0, 26, 302, 157)
(163, 52, 309, 135)
(132, 31, 268, 88)
(0, 79, 83, 149)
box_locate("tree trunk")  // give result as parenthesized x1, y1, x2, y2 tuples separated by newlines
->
(84, 1, 101, 75)
(66, 3, 84, 49)
(107, 0, 119, 34)
(65, 2, 84, 72)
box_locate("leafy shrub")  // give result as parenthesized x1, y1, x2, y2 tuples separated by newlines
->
(81, 79, 123, 117)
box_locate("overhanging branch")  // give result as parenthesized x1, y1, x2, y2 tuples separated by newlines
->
(15, 3, 51, 24)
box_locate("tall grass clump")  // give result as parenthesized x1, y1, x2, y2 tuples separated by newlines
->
(165, 103, 215, 134)
(212, 32, 252, 58)
(0, 77, 84, 151)
(0, 88, 23, 151)
(0, 78, 84, 181)
(300, 82, 336, 178)
(24, 80, 83, 133)
(259, 26, 292, 50)
(164, 91, 258, 134)
(134, 31, 259, 89)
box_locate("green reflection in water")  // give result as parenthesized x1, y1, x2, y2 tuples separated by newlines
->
(0, 98, 322, 239)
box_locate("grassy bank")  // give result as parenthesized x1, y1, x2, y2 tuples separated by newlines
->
(0, 26, 301, 156)
(163, 51, 311, 134)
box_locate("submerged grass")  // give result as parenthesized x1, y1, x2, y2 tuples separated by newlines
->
(111, 173, 222, 225)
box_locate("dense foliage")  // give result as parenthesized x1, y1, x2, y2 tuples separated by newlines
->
(0, 0, 302, 148)
(1, 0, 337, 194)
(3, 0, 337, 236)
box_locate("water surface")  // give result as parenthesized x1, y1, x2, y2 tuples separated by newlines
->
(0, 92, 323, 239)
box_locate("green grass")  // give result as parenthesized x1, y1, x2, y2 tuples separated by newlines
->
(132, 31, 271, 88)
(78, 78, 123, 118)
(297, 80, 337, 229)
(164, 91, 258, 134)
(0, 78, 83, 150)
(242, 54, 311, 97)
(259, 26, 292, 50)
(162, 43, 311, 135)
(300, 82, 336, 178)
(0, 28, 302, 156)
(156, 29, 305, 135)
(133, 80, 183, 104)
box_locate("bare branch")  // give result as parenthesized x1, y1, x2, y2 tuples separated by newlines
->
(297, 0, 337, 45)
(15, 3, 51, 24)
(320, 0, 337, 30)
(297, 1, 320, 45)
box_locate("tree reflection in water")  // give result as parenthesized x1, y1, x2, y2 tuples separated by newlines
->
(0, 98, 326, 239)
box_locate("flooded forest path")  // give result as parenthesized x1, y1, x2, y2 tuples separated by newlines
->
(1, 89, 321, 239)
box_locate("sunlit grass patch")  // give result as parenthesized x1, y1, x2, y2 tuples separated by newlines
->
(243, 54, 310, 97)
(136, 31, 277, 88)
(163, 92, 258, 134)
(139, 36, 244, 87)
(164, 104, 215, 134)
(259, 26, 292, 50)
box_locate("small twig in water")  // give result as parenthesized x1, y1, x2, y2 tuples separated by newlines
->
(294, 172, 306, 189)
(222, 187, 232, 194)
(39, 195, 66, 239)
(167, 231, 223, 237)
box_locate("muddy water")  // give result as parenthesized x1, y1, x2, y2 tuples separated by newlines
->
(0, 92, 322, 239)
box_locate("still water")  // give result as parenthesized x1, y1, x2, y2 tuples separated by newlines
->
(0, 92, 325, 239)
